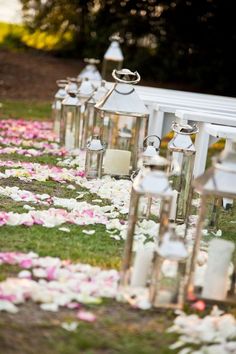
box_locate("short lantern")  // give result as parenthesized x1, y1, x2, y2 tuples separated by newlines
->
(95, 68, 149, 175)
(187, 142, 236, 304)
(149, 224, 189, 309)
(85, 135, 105, 179)
(102, 34, 124, 80)
(142, 135, 161, 166)
(167, 122, 198, 223)
(120, 157, 173, 290)
(52, 80, 68, 136)
(78, 58, 102, 83)
(60, 89, 81, 150)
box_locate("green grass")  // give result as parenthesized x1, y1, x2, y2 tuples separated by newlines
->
(0, 100, 51, 120)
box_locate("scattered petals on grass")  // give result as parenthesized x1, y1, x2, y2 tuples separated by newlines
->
(61, 321, 79, 331)
(77, 310, 96, 322)
(82, 230, 95, 235)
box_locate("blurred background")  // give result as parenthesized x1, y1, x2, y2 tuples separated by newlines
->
(0, 0, 236, 102)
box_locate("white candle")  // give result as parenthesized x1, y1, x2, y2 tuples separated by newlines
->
(169, 190, 178, 220)
(202, 239, 235, 300)
(130, 245, 154, 287)
(103, 149, 131, 176)
(65, 128, 75, 150)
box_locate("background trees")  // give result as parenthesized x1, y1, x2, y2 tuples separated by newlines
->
(20, 0, 236, 96)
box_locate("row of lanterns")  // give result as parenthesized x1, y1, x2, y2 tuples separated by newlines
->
(120, 131, 236, 308)
(52, 38, 236, 309)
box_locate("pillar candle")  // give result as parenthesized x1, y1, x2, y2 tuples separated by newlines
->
(202, 239, 235, 300)
(104, 149, 131, 176)
(169, 190, 178, 221)
(130, 245, 154, 287)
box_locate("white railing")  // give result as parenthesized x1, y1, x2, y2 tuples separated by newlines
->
(102, 81, 236, 176)
(135, 84, 236, 177)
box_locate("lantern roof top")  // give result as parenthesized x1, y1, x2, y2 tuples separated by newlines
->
(62, 92, 81, 107)
(193, 142, 236, 198)
(104, 36, 124, 61)
(78, 58, 102, 81)
(88, 81, 109, 105)
(77, 78, 96, 103)
(168, 122, 198, 153)
(95, 69, 149, 118)
(133, 167, 172, 196)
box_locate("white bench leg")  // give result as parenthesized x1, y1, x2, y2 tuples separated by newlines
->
(148, 107, 165, 138)
(193, 122, 210, 177)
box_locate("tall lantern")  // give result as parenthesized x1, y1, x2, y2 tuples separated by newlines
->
(81, 81, 109, 149)
(167, 122, 199, 224)
(77, 78, 96, 148)
(102, 34, 124, 80)
(78, 58, 102, 84)
(60, 89, 81, 150)
(187, 142, 236, 304)
(120, 156, 173, 290)
(95, 69, 149, 176)
(52, 80, 67, 137)
(85, 135, 105, 179)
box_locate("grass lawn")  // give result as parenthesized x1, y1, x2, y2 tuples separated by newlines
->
(0, 100, 235, 354)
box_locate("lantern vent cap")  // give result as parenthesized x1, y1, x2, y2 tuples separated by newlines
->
(87, 136, 104, 151)
(156, 226, 188, 261)
(172, 121, 199, 135)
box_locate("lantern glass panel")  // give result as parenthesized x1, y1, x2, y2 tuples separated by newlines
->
(85, 137, 104, 179)
(120, 161, 173, 290)
(168, 122, 198, 223)
(187, 143, 236, 304)
(60, 100, 81, 150)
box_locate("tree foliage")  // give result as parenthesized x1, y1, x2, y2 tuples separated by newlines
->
(20, 0, 236, 96)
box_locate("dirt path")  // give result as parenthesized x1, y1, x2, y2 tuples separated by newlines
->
(0, 49, 84, 101)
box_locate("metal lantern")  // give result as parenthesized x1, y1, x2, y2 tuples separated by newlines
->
(78, 58, 102, 83)
(120, 157, 173, 289)
(142, 135, 161, 166)
(95, 69, 149, 174)
(85, 135, 105, 179)
(52, 79, 68, 136)
(102, 34, 124, 80)
(60, 89, 81, 150)
(77, 78, 96, 148)
(149, 224, 189, 309)
(167, 122, 199, 224)
(187, 142, 236, 304)
(81, 81, 109, 149)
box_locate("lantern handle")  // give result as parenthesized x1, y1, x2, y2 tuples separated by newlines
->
(143, 135, 161, 150)
(112, 69, 140, 84)
(84, 58, 100, 65)
(56, 79, 68, 87)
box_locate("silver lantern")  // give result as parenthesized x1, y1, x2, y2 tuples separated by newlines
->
(52, 80, 68, 137)
(187, 142, 236, 304)
(167, 122, 199, 224)
(60, 89, 81, 150)
(81, 81, 109, 149)
(149, 224, 189, 309)
(142, 135, 161, 166)
(85, 135, 105, 179)
(102, 34, 124, 80)
(95, 68, 149, 175)
(78, 58, 102, 83)
(77, 78, 96, 148)
(120, 156, 173, 290)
